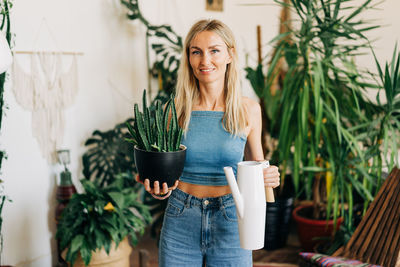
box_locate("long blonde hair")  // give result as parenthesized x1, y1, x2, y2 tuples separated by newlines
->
(175, 19, 247, 136)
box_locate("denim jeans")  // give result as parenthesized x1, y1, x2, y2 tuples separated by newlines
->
(159, 188, 252, 267)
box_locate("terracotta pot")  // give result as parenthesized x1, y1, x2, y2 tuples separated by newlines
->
(134, 145, 186, 188)
(292, 204, 343, 251)
(63, 238, 132, 267)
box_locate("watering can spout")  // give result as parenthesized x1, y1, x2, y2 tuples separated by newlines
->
(224, 166, 244, 218)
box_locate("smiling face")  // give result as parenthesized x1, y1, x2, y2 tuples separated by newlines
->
(188, 31, 232, 88)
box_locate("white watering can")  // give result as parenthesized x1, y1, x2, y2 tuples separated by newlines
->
(224, 161, 275, 250)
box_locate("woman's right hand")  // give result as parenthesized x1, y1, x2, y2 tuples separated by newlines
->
(135, 175, 179, 196)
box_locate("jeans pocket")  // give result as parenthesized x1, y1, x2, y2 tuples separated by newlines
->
(165, 198, 185, 217)
(222, 204, 238, 222)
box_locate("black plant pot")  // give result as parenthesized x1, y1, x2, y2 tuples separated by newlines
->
(134, 145, 187, 188)
(264, 196, 294, 250)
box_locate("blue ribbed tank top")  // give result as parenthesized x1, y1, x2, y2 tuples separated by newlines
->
(180, 110, 247, 186)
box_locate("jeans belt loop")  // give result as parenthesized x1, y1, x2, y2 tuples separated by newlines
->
(185, 195, 192, 208)
(219, 197, 224, 209)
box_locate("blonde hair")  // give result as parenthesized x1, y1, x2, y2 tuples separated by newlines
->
(175, 19, 247, 136)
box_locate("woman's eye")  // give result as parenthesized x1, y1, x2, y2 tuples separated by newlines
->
(191, 50, 200, 55)
(211, 49, 220, 54)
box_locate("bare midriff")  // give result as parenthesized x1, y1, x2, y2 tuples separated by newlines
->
(178, 181, 232, 198)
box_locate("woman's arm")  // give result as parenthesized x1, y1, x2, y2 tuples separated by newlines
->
(243, 98, 280, 189)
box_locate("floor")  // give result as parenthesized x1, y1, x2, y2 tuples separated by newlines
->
(130, 221, 302, 267)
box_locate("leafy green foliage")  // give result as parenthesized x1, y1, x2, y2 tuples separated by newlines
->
(56, 173, 151, 266)
(82, 118, 136, 187)
(369, 45, 400, 191)
(262, 0, 400, 235)
(0, 0, 12, 130)
(126, 90, 183, 152)
(0, 1, 12, 265)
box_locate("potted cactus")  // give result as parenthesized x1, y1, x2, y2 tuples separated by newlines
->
(125, 90, 186, 188)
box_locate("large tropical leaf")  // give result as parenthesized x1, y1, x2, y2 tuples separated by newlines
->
(82, 118, 136, 187)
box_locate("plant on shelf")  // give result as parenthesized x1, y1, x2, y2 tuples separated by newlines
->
(263, 0, 400, 252)
(126, 90, 186, 189)
(56, 173, 151, 266)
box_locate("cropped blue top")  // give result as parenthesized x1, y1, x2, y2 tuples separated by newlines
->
(180, 111, 247, 186)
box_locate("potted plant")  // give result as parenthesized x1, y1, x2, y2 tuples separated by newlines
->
(56, 173, 151, 266)
(264, 0, 400, 252)
(125, 90, 186, 188)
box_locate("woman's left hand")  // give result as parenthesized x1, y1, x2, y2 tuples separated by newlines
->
(263, 165, 280, 188)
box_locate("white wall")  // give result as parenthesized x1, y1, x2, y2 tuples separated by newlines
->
(1, 0, 399, 266)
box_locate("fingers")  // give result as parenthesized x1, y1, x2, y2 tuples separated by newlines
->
(139, 177, 178, 194)
(264, 165, 281, 188)
(264, 181, 280, 188)
(153, 181, 160, 195)
(144, 179, 152, 193)
(162, 182, 169, 194)
(169, 180, 179, 191)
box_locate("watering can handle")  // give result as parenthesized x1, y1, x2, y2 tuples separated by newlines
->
(261, 161, 275, 203)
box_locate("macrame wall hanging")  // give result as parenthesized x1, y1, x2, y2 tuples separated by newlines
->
(12, 19, 83, 163)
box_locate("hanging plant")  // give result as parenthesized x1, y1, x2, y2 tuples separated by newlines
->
(0, 1, 13, 264)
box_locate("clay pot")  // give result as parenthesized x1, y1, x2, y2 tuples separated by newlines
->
(292, 204, 343, 251)
(63, 238, 132, 267)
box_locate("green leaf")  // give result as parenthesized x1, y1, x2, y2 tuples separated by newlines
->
(80, 243, 92, 266)
(108, 192, 125, 209)
(125, 121, 137, 141)
(163, 99, 172, 151)
(104, 240, 111, 254)
(70, 235, 84, 254)
(134, 103, 150, 150)
(344, 0, 373, 23)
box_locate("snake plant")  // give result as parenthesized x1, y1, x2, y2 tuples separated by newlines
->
(126, 90, 183, 152)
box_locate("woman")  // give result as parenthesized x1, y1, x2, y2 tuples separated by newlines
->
(137, 19, 280, 267)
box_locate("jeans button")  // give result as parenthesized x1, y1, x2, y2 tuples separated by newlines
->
(204, 200, 209, 206)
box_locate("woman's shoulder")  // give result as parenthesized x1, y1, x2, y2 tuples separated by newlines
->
(242, 96, 261, 116)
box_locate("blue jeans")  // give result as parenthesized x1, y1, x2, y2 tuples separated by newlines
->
(159, 188, 252, 267)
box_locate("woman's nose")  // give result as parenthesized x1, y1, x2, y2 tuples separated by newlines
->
(200, 52, 211, 64)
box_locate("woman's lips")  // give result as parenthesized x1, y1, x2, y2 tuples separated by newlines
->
(199, 68, 216, 73)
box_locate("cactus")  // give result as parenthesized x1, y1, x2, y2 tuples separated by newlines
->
(126, 90, 183, 152)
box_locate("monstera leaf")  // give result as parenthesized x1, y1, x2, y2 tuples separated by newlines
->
(82, 118, 136, 187)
